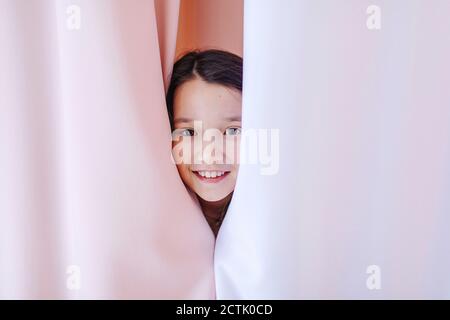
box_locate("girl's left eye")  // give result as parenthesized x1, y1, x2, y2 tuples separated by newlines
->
(225, 127, 242, 136)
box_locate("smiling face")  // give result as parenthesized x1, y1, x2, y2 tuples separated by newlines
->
(172, 78, 242, 202)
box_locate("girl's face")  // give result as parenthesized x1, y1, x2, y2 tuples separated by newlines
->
(172, 78, 242, 202)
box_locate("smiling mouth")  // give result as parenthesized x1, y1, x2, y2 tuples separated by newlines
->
(192, 170, 231, 183)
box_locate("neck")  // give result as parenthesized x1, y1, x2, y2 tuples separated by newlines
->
(198, 192, 233, 236)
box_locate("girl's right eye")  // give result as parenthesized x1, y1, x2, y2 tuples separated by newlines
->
(173, 128, 196, 137)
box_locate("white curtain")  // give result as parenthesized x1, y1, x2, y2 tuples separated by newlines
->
(215, 0, 450, 299)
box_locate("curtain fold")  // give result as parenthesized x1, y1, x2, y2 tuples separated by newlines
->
(154, 0, 181, 91)
(0, 0, 215, 299)
(215, 0, 450, 299)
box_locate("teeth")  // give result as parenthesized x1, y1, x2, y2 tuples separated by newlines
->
(196, 171, 227, 178)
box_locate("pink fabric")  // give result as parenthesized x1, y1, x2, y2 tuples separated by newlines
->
(176, 0, 243, 57)
(0, 0, 215, 299)
(155, 0, 181, 91)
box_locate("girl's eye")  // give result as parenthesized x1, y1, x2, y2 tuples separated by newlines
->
(173, 128, 196, 137)
(225, 127, 242, 136)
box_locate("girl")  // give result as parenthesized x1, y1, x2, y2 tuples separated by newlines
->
(166, 49, 243, 237)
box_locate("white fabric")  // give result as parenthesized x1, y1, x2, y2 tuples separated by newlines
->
(215, 0, 450, 299)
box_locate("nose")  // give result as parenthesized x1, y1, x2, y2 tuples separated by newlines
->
(193, 130, 226, 165)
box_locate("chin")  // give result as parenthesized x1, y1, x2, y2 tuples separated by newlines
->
(194, 190, 232, 202)
(197, 192, 227, 202)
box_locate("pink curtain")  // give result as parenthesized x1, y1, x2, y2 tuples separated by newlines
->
(0, 0, 243, 299)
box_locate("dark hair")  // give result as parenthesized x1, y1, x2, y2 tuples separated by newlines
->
(166, 49, 243, 131)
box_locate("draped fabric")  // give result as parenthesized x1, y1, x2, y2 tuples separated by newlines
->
(215, 0, 450, 299)
(2, 0, 449, 300)
(0, 0, 244, 299)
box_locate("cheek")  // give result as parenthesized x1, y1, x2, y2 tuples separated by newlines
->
(229, 167, 239, 185)
(176, 165, 192, 184)
(172, 137, 195, 165)
(224, 136, 241, 165)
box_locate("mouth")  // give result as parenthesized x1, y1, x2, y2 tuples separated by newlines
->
(192, 170, 231, 183)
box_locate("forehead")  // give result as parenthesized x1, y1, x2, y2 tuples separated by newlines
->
(173, 78, 242, 120)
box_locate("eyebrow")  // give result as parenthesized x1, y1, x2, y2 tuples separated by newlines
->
(174, 116, 242, 124)
(225, 116, 242, 122)
(173, 117, 193, 124)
